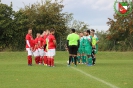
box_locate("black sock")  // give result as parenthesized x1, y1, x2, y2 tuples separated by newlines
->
(74, 56, 77, 65)
(91, 54, 94, 58)
(93, 58, 96, 64)
(69, 56, 72, 65)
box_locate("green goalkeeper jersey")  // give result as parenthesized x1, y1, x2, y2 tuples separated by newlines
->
(92, 35, 99, 46)
(92, 34, 99, 54)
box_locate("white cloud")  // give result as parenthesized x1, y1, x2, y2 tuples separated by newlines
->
(1, 0, 113, 31)
(90, 25, 109, 32)
(82, 0, 114, 11)
(1, 0, 42, 11)
(63, 0, 114, 11)
(62, 0, 114, 31)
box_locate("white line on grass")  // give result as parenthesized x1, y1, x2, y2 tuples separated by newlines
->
(55, 62, 119, 88)
(71, 67, 119, 88)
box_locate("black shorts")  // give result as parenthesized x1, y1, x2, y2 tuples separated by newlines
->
(68, 45, 78, 55)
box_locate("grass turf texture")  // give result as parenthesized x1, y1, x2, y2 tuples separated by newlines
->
(0, 51, 133, 88)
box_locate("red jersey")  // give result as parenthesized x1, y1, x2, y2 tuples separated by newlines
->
(34, 37, 39, 50)
(34, 38, 38, 45)
(25, 34, 33, 48)
(32, 40, 35, 47)
(38, 37, 44, 48)
(47, 34, 56, 49)
(43, 35, 47, 45)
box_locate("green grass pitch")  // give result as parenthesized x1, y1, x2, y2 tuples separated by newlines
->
(0, 51, 133, 88)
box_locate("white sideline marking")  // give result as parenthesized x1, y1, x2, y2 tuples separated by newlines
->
(71, 67, 119, 88)
(55, 62, 119, 88)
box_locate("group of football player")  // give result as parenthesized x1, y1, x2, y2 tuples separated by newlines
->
(25, 28, 56, 67)
(66, 29, 99, 66)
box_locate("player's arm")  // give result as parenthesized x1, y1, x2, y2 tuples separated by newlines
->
(77, 40, 80, 48)
(52, 35, 56, 47)
(35, 40, 38, 49)
(26, 35, 31, 48)
(66, 40, 69, 47)
(38, 40, 41, 49)
(96, 39, 99, 44)
(95, 35, 99, 44)
(32, 46, 35, 52)
(26, 40, 33, 51)
(43, 40, 47, 50)
(26, 40, 31, 48)
(42, 41, 44, 49)
(77, 35, 80, 48)
(66, 35, 69, 48)
(53, 40, 56, 47)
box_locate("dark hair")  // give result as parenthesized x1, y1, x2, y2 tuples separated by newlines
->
(91, 29, 95, 32)
(71, 29, 75, 33)
(87, 30, 90, 34)
(28, 28, 32, 30)
(50, 28, 55, 33)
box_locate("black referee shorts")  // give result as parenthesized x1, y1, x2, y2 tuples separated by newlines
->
(68, 45, 78, 55)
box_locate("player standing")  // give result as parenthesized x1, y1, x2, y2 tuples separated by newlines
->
(43, 30, 49, 66)
(67, 29, 80, 66)
(77, 32, 84, 64)
(47, 29, 56, 67)
(84, 30, 92, 66)
(91, 29, 99, 65)
(33, 33, 40, 64)
(81, 32, 87, 64)
(38, 33, 44, 65)
(25, 28, 33, 66)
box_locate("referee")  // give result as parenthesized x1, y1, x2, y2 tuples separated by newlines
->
(67, 29, 80, 66)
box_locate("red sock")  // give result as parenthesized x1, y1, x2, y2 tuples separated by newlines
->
(44, 56, 48, 65)
(51, 58, 54, 66)
(37, 56, 40, 64)
(35, 57, 38, 64)
(50, 58, 51, 66)
(40, 57, 43, 64)
(47, 58, 49, 66)
(48, 58, 51, 66)
(27, 56, 30, 65)
(46, 56, 48, 65)
(44, 56, 46, 64)
(28, 56, 32, 65)
(30, 56, 32, 65)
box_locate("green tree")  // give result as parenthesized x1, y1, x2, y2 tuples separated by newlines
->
(12, 0, 73, 50)
(67, 19, 89, 33)
(0, 2, 15, 50)
(106, 1, 133, 51)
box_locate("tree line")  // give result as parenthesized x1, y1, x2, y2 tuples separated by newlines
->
(0, 0, 133, 51)
(0, 0, 88, 51)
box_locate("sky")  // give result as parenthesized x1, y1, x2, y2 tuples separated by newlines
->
(1, 0, 115, 31)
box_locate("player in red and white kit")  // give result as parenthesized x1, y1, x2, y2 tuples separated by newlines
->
(38, 33, 44, 65)
(25, 28, 33, 66)
(43, 30, 49, 66)
(33, 33, 40, 64)
(47, 29, 56, 67)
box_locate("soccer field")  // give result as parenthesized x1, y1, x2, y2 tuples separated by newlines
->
(0, 51, 133, 88)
